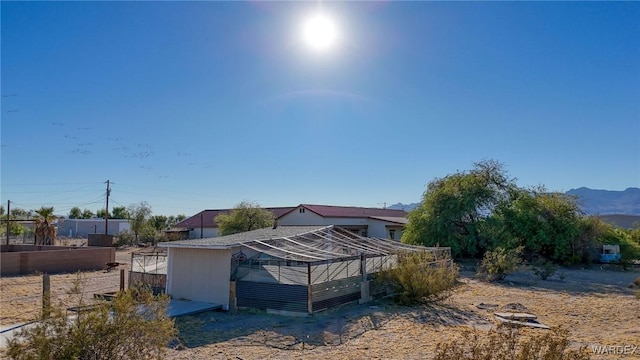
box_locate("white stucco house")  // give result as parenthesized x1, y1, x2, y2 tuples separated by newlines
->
(175, 204, 409, 240)
(276, 204, 408, 239)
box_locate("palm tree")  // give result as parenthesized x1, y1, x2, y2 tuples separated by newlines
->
(34, 206, 56, 245)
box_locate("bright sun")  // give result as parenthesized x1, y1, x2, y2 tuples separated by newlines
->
(302, 13, 339, 52)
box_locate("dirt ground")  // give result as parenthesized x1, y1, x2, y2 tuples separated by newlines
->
(165, 265, 640, 360)
(0, 246, 135, 325)
(1, 249, 639, 359)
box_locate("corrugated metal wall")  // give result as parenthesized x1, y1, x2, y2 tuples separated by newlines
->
(236, 281, 308, 313)
(312, 276, 361, 312)
(237, 275, 364, 314)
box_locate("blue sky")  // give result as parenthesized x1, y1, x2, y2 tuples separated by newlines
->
(1, 1, 639, 217)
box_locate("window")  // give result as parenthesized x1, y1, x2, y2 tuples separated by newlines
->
(299, 208, 305, 213)
(389, 229, 396, 240)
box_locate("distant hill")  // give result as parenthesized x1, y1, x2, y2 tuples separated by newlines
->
(595, 214, 640, 229)
(389, 187, 640, 216)
(387, 202, 420, 212)
(566, 187, 640, 215)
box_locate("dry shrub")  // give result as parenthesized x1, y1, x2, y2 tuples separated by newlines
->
(531, 259, 557, 280)
(376, 251, 458, 305)
(434, 324, 590, 360)
(6, 288, 176, 360)
(477, 246, 523, 281)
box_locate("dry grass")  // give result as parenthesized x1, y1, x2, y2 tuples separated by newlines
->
(0, 247, 134, 326)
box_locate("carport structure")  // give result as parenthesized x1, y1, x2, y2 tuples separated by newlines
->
(160, 225, 451, 315)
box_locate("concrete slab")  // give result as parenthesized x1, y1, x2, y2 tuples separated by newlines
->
(167, 299, 222, 317)
(0, 321, 37, 348)
(0, 300, 221, 348)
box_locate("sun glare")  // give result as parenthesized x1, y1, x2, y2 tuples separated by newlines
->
(302, 13, 339, 52)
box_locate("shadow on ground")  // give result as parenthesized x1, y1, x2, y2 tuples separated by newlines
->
(504, 266, 640, 295)
(459, 264, 640, 296)
(173, 299, 489, 350)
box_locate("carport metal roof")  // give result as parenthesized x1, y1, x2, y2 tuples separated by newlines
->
(161, 225, 435, 263)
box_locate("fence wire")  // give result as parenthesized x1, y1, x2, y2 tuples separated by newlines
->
(0, 271, 122, 327)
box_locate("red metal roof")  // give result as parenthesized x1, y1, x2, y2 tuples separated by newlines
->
(279, 204, 408, 219)
(175, 205, 408, 229)
(175, 207, 296, 229)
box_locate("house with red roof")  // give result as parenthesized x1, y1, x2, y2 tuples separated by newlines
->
(174, 207, 295, 239)
(276, 204, 408, 239)
(175, 204, 408, 240)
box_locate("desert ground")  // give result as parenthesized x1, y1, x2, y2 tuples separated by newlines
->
(1, 247, 639, 359)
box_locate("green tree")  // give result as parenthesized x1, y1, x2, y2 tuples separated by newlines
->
(402, 160, 516, 257)
(626, 226, 640, 246)
(493, 188, 584, 263)
(96, 208, 111, 219)
(165, 214, 186, 228)
(112, 206, 129, 219)
(81, 208, 95, 219)
(216, 201, 275, 236)
(6, 288, 176, 360)
(150, 215, 169, 230)
(68, 207, 82, 219)
(11, 208, 32, 219)
(128, 202, 153, 244)
(0, 206, 25, 239)
(34, 206, 56, 245)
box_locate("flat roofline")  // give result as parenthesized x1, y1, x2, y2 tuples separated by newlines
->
(159, 243, 235, 250)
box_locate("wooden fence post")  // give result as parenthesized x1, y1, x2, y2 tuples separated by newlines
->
(120, 269, 125, 291)
(42, 274, 50, 319)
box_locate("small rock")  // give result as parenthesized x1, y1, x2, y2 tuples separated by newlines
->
(477, 303, 499, 310)
(501, 303, 529, 312)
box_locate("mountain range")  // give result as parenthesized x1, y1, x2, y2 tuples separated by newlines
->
(388, 187, 640, 215)
(565, 187, 640, 215)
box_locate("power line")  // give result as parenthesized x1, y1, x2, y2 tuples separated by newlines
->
(0, 182, 104, 187)
(3, 189, 101, 195)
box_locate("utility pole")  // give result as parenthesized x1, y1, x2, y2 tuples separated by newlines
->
(105, 180, 111, 235)
(6, 200, 10, 245)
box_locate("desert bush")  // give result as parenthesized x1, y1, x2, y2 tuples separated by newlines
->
(477, 246, 523, 281)
(113, 233, 130, 247)
(531, 259, 557, 280)
(434, 324, 590, 360)
(6, 288, 176, 360)
(376, 251, 458, 305)
(558, 269, 567, 282)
